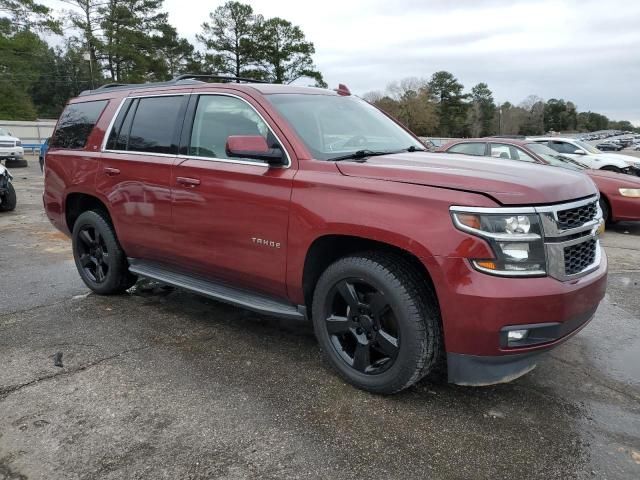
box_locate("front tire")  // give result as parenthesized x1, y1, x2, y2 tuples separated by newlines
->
(600, 165, 622, 173)
(312, 252, 443, 394)
(0, 182, 17, 211)
(599, 197, 611, 224)
(72, 210, 137, 294)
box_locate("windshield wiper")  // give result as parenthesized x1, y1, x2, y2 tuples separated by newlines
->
(328, 146, 426, 162)
(328, 150, 392, 162)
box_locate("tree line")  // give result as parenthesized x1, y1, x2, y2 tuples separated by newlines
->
(0, 0, 324, 119)
(363, 72, 638, 137)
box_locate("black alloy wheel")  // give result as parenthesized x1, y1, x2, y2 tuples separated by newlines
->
(76, 225, 110, 283)
(324, 278, 400, 374)
(72, 210, 137, 294)
(312, 253, 443, 394)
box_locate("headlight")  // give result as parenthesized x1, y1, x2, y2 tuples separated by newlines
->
(451, 210, 546, 277)
(15, 140, 21, 147)
(619, 188, 640, 198)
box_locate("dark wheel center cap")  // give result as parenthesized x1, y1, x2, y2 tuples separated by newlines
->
(359, 314, 374, 332)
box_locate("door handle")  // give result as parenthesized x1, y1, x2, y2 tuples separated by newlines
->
(104, 167, 120, 176)
(176, 176, 201, 187)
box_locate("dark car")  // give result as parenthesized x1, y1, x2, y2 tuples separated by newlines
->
(43, 75, 607, 393)
(597, 142, 623, 151)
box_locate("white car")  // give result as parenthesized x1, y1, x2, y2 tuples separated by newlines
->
(528, 137, 640, 174)
(0, 128, 25, 166)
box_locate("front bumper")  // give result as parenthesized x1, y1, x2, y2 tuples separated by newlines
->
(422, 249, 607, 385)
(0, 147, 24, 160)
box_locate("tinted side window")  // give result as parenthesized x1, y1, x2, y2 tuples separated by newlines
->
(189, 95, 273, 160)
(51, 100, 108, 149)
(106, 99, 135, 150)
(447, 142, 486, 156)
(126, 96, 184, 154)
(550, 141, 576, 154)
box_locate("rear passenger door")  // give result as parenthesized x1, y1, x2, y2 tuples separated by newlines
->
(170, 93, 295, 298)
(97, 94, 188, 261)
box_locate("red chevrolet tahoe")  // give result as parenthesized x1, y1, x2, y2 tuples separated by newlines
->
(43, 75, 607, 394)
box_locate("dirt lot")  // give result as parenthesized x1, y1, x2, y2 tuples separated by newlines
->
(1, 156, 639, 479)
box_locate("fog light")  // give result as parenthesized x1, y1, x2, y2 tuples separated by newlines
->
(507, 329, 528, 341)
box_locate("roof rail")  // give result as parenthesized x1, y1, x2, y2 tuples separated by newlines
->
(78, 74, 270, 97)
(173, 74, 270, 84)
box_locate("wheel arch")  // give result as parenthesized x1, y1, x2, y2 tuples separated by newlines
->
(301, 234, 440, 317)
(65, 192, 113, 233)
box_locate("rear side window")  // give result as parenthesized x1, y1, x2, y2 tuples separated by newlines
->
(51, 100, 108, 149)
(106, 96, 184, 154)
(447, 142, 486, 156)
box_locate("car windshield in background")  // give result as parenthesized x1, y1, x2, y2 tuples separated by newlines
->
(266, 94, 423, 160)
(574, 139, 601, 154)
(0, 128, 10, 136)
(526, 143, 587, 171)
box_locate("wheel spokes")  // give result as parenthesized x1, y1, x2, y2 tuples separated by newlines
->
(326, 315, 353, 335)
(375, 329, 399, 357)
(79, 253, 93, 268)
(336, 280, 361, 311)
(352, 342, 371, 372)
(79, 229, 94, 247)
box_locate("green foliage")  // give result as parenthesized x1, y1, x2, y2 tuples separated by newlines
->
(254, 17, 323, 85)
(0, 0, 60, 33)
(197, 1, 260, 78)
(428, 71, 470, 137)
(0, 80, 37, 119)
(468, 82, 496, 137)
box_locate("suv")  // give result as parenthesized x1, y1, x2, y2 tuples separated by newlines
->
(528, 136, 640, 174)
(0, 127, 25, 167)
(44, 76, 608, 394)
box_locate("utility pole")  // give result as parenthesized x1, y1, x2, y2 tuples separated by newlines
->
(84, 51, 95, 89)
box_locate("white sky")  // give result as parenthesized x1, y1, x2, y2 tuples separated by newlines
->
(43, 0, 640, 125)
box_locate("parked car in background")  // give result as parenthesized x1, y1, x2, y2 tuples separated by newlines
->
(597, 141, 624, 151)
(43, 75, 607, 393)
(528, 136, 640, 174)
(0, 127, 26, 168)
(438, 138, 640, 223)
(0, 163, 16, 211)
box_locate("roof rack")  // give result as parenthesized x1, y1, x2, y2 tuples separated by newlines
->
(173, 74, 270, 84)
(79, 74, 270, 97)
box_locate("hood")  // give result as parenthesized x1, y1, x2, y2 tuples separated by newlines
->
(593, 152, 640, 166)
(586, 168, 640, 186)
(0, 135, 18, 142)
(335, 152, 597, 205)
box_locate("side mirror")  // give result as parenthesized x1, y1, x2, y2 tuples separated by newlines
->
(573, 149, 586, 155)
(226, 135, 284, 165)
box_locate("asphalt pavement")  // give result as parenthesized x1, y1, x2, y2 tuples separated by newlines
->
(1, 156, 639, 479)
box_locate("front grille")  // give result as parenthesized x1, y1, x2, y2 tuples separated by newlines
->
(556, 201, 598, 230)
(0, 141, 14, 148)
(564, 239, 597, 275)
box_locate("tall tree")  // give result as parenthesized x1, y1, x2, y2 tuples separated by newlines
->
(468, 82, 495, 137)
(197, 1, 260, 78)
(427, 71, 469, 137)
(100, 0, 169, 82)
(0, 0, 60, 32)
(61, 0, 103, 87)
(254, 17, 324, 86)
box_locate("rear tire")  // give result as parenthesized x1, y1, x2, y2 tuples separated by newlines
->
(0, 183, 16, 211)
(311, 252, 443, 394)
(72, 210, 137, 294)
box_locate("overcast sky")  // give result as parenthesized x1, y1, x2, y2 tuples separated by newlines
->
(45, 0, 640, 125)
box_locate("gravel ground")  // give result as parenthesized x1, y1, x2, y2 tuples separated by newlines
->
(1, 156, 639, 479)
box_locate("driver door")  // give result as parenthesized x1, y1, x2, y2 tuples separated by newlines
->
(170, 93, 295, 298)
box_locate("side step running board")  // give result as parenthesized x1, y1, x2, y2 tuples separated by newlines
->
(128, 259, 306, 321)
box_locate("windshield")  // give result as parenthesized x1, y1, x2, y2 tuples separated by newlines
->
(0, 128, 10, 136)
(267, 94, 423, 160)
(574, 139, 601, 154)
(526, 143, 587, 171)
